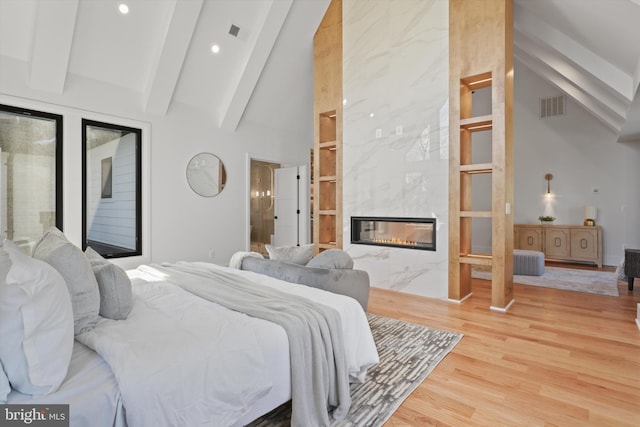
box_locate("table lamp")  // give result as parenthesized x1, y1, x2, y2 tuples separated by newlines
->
(583, 206, 597, 226)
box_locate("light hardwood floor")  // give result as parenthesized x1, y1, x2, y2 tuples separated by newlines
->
(369, 265, 640, 426)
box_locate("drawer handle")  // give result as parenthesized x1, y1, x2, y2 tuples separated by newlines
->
(555, 237, 561, 247)
(527, 236, 533, 245)
(581, 238, 588, 249)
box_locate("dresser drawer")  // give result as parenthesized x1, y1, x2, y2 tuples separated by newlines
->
(570, 228, 598, 260)
(545, 227, 570, 258)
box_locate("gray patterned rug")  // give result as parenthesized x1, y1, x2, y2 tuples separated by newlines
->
(472, 266, 619, 296)
(247, 313, 462, 427)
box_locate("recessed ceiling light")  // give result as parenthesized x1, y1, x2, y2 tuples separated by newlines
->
(211, 44, 220, 54)
(118, 3, 129, 14)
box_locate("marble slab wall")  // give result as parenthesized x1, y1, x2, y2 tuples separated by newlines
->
(342, 0, 449, 298)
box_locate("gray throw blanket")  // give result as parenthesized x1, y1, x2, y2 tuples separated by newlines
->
(152, 262, 351, 427)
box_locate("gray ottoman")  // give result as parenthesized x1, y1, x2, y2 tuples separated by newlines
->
(513, 249, 545, 276)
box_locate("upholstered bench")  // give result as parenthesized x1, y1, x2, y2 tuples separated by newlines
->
(514, 249, 545, 276)
(240, 249, 370, 311)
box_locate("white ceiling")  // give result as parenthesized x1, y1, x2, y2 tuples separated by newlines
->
(1, 0, 639, 141)
(514, 0, 640, 141)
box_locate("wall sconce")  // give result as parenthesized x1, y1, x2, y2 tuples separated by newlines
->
(544, 173, 553, 194)
(584, 206, 597, 226)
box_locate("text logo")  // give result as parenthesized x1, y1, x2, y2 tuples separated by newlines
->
(0, 405, 69, 426)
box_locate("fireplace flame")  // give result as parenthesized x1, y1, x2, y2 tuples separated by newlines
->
(372, 238, 418, 246)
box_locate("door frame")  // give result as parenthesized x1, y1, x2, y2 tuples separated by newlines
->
(245, 153, 287, 252)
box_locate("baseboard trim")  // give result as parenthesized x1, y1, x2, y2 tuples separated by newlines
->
(447, 292, 473, 304)
(490, 298, 515, 313)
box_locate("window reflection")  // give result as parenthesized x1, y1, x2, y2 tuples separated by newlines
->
(83, 119, 141, 258)
(406, 125, 431, 162)
(0, 104, 62, 253)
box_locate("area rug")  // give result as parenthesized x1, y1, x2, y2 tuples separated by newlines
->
(472, 266, 619, 296)
(247, 313, 463, 427)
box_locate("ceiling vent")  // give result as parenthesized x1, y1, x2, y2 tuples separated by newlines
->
(540, 95, 565, 118)
(229, 24, 240, 37)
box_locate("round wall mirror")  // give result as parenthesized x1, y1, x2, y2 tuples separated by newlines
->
(186, 152, 227, 197)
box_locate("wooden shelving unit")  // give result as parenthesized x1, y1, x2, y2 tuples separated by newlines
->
(449, 0, 514, 311)
(313, 0, 342, 253)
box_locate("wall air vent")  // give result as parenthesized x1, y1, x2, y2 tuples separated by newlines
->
(540, 95, 565, 118)
(229, 24, 240, 37)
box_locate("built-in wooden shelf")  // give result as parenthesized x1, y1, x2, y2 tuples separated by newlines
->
(319, 141, 337, 149)
(318, 243, 337, 249)
(460, 211, 492, 218)
(459, 254, 493, 266)
(313, 0, 343, 254)
(460, 163, 493, 174)
(449, 0, 513, 310)
(461, 71, 492, 90)
(460, 115, 493, 131)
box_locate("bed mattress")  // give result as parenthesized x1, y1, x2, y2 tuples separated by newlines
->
(6, 341, 126, 427)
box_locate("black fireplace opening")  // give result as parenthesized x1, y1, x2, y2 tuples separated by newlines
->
(351, 216, 436, 251)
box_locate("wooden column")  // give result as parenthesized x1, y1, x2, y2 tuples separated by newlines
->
(449, 0, 514, 311)
(313, 0, 343, 253)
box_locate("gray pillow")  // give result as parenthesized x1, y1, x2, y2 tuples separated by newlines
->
(85, 247, 133, 320)
(32, 228, 100, 335)
(265, 244, 314, 265)
(307, 249, 354, 269)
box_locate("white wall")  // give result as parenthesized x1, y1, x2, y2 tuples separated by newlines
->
(0, 65, 312, 269)
(342, 0, 449, 299)
(471, 62, 640, 265)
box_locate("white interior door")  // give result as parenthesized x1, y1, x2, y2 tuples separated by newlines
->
(273, 166, 299, 246)
(297, 165, 309, 244)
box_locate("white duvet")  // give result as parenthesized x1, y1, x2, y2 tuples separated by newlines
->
(77, 262, 379, 426)
(76, 279, 273, 426)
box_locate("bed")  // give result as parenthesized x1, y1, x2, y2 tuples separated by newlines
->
(6, 341, 126, 427)
(0, 230, 379, 427)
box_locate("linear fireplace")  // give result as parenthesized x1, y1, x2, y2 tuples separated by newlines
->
(351, 216, 436, 251)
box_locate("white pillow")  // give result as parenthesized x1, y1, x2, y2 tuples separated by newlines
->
(33, 228, 100, 334)
(0, 355, 10, 403)
(85, 247, 133, 320)
(265, 244, 314, 265)
(0, 240, 74, 395)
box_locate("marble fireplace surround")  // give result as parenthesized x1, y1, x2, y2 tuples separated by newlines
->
(342, 0, 449, 299)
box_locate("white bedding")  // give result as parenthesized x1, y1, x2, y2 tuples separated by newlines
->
(215, 263, 379, 382)
(77, 278, 273, 427)
(7, 341, 125, 427)
(73, 262, 378, 426)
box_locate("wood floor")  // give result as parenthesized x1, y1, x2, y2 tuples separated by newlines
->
(369, 265, 640, 426)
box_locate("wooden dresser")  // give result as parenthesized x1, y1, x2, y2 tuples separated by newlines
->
(514, 224, 603, 268)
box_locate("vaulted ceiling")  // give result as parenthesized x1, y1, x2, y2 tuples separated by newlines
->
(1, 0, 639, 142)
(514, 0, 640, 141)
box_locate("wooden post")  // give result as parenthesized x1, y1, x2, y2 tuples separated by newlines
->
(449, 0, 514, 310)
